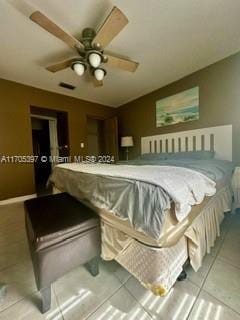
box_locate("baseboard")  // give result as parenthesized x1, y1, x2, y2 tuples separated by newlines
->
(0, 194, 37, 206)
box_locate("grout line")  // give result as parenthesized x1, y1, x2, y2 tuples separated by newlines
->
(201, 289, 240, 316)
(115, 274, 132, 286)
(52, 286, 65, 320)
(0, 256, 31, 274)
(0, 263, 20, 274)
(217, 254, 240, 269)
(123, 282, 154, 319)
(84, 284, 125, 320)
(182, 280, 201, 320)
(0, 277, 123, 319)
(0, 289, 39, 314)
(0, 297, 26, 314)
(186, 216, 235, 319)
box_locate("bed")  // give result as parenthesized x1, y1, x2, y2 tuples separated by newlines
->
(49, 125, 235, 296)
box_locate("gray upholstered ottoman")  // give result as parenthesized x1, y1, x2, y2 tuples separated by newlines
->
(24, 193, 101, 313)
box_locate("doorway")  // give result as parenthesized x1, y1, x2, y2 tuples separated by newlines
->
(87, 117, 105, 156)
(31, 116, 53, 196)
(30, 107, 69, 196)
(87, 116, 119, 161)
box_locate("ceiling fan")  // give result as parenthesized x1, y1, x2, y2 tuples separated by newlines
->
(29, 6, 139, 87)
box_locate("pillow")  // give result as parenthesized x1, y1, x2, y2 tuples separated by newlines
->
(140, 153, 167, 160)
(140, 150, 215, 160)
(164, 150, 215, 160)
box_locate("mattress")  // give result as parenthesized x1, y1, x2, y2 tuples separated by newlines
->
(99, 176, 231, 248)
(49, 159, 233, 240)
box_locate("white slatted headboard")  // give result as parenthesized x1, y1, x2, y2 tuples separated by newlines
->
(141, 125, 232, 161)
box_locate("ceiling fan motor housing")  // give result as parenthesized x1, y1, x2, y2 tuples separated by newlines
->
(81, 28, 97, 50)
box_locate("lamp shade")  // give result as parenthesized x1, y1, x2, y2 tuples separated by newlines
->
(89, 52, 101, 68)
(121, 136, 134, 147)
(72, 62, 85, 76)
(94, 68, 105, 81)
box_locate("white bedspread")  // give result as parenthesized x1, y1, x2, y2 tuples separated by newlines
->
(56, 163, 216, 221)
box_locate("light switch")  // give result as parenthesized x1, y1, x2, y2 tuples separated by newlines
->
(80, 143, 84, 148)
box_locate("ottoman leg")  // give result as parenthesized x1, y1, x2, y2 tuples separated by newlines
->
(85, 257, 99, 277)
(40, 286, 51, 313)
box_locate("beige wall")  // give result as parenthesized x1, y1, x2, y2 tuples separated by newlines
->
(0, 78, 115, 200)
(117, 52, 240, 162)
(2, 51, 240, 200)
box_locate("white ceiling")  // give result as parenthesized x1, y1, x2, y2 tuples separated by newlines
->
(1, 0, 240, 107)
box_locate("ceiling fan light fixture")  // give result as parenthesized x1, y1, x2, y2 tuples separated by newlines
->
(88, 52, 102, 68)
(71, 62, 86, 76)
(94, 68, 106, 81)
(32, 7, 139, 88)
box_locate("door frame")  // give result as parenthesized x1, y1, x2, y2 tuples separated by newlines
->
(86, 116, 105, 156)
(30, 114, 59, 169)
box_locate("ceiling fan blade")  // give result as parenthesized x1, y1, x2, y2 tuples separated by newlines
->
(30, 11, 84, 50)
(46, 58, 79, 72)
(93, 7, 128, 48)
(106, 54, 139, 72)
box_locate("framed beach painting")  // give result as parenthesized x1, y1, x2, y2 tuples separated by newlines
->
(156, 87, 199, 127)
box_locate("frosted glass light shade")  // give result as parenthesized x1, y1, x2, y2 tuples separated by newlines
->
(94, 68, 105, 81)
(73, 63, 85, 76)
(89, 52, 101, 68)
(121, 136, 134, 147)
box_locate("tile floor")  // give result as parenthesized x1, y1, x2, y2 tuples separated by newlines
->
(0, 202, 239, 320)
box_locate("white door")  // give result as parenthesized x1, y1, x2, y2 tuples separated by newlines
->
(48, 119, 59, 169)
